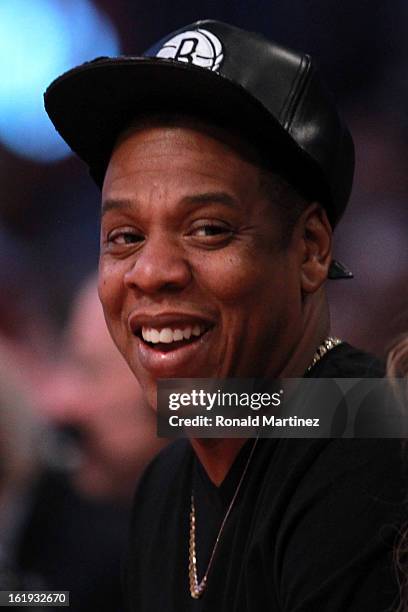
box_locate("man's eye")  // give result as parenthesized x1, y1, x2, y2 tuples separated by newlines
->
(193, 224, 230, 237)
(108, 230, 143, 245)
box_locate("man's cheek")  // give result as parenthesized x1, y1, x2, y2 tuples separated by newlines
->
(98, 271, 125, 316)
(195, 254, 264, 302)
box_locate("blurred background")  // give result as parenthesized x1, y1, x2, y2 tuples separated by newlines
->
(0, 0, 407, 609)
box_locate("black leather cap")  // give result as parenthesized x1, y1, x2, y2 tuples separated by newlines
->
(44, 19, 354, 278)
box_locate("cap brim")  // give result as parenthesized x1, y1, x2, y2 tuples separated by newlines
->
(44, 56, 327, 199)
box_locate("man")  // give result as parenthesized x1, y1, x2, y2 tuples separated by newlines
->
(39, 273, 164, 504)
(45, 20, 404, 611)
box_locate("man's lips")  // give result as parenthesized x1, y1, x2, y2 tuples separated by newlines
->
(128, 312, 216, 376)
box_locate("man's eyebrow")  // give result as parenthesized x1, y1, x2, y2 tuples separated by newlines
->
(101, 198, 133, 216)
(181, 192, 238, 208)
(101, 192, 238, 216)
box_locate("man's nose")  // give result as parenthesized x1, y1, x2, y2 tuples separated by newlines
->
(123, 233, 192, 294)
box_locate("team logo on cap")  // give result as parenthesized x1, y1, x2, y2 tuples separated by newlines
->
(156, 28, 224, 72)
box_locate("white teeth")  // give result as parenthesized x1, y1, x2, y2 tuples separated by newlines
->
(173, 329, 183, 341)
(141, 324, 206, 344)
(192, 325, 201, 337)
(150, 329, 160, 343)
(159, 328, 173, 343)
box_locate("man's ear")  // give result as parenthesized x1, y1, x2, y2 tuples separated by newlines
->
(296, 203, 333, 294)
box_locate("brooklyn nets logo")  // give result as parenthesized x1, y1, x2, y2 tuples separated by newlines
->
(156, 28, 224, 72)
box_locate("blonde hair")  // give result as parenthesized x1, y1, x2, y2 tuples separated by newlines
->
(388, 335, 408, 377)
(387, 335, 408, 408)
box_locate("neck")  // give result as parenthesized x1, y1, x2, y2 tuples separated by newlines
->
(277, 288, 330, 377)
(190, 290, 330, 485)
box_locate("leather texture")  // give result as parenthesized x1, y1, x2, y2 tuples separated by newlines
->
(44, 19, 354, 231)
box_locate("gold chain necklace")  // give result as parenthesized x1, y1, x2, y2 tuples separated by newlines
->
(306, 336, 342, 372)
(188, 336, 342, 599)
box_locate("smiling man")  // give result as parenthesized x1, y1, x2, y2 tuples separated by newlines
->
(45, 20, 404, 612)
(99, 116, 326, 411)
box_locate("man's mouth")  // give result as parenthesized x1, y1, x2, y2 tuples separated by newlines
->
(139, 323, 207, 351)
(129, 313, 215, 375)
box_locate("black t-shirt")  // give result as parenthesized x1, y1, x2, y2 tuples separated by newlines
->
(124, 344, 405, 611)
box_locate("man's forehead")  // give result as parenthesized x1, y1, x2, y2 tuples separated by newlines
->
(112, 112, 268, 171)
(101, 115, 296, 223)
(101, 118, 279, 215)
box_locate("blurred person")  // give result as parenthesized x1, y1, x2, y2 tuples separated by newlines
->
(0, 345, 42, 589)
(0, 239, 148, 610)
(0, 344, 127, 611)
(39, 273, 164, 505)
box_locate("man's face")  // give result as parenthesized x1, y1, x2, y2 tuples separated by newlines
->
(99, 121, 304, 408)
